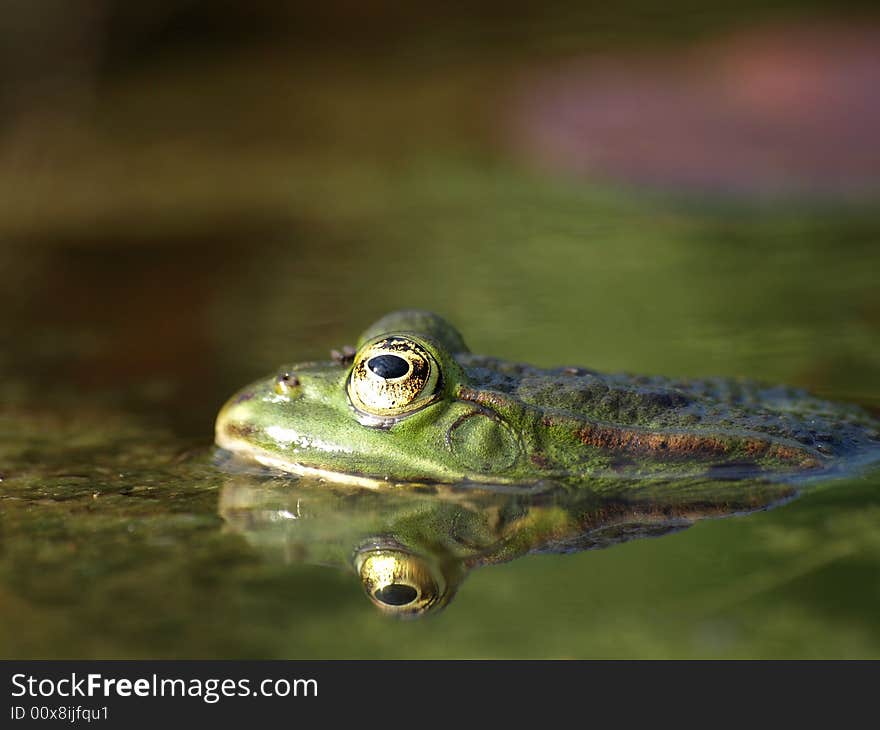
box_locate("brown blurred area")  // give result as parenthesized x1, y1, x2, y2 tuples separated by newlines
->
(3, 1, 875, 108)
(1, 0, 877, 242)
(1, 1, 544, 241)
(510, 22, 880, 196)
(0, 0, 877, 435)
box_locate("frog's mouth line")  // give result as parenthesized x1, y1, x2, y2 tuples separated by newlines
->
(215, 429, 399, 489)
(215, 425, 550, 493)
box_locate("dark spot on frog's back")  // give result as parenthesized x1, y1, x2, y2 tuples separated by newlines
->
(234, 392, 254, 404)
(530, 452, 551, 469)
(643, 389, 691, 410)
(705, 460, 762, 481)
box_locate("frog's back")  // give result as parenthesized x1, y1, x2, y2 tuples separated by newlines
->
(458, 354, 880, 468)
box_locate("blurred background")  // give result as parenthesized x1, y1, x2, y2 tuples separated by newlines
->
(2, 1, 879, 415)
(0, 1, 879, 658)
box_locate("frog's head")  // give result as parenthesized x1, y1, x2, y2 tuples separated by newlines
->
(215, 310, 525, 485)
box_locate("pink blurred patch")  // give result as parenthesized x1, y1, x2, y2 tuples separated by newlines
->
(507, 23, 880, 197)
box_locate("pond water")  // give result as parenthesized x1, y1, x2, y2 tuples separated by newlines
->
(1, 15, 879, 658)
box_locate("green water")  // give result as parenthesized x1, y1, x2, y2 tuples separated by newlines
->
(2, 165, 878, 657)
(1, 13, 879, 657)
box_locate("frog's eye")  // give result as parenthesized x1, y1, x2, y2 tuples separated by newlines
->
(347, 336, 441, 420)
(355, 549, 445, 617)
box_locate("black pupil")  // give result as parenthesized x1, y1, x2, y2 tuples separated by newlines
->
(367, 354, 410, 379)
(374, 584, 418, 606)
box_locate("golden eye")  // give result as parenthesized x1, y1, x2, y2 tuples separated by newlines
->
(355, 549, 445, 617)
(347, 336, 441, 420)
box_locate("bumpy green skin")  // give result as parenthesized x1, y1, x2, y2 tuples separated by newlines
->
(216, 310, 880, 486)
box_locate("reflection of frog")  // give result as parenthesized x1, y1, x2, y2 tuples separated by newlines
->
(216, 310, 880, 486)
(218, 471, 795, 617)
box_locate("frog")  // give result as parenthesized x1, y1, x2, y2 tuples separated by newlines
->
(215, 310, 880, 489)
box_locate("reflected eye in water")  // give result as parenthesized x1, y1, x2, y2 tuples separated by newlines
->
(347, 336, 441, 420)
(354, 548, 446, 617)
(374, 583, 418, 606)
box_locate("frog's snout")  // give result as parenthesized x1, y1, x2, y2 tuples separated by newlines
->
(215, 392, 254, 450)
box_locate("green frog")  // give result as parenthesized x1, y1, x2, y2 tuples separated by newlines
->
(215, 310, 880, 488)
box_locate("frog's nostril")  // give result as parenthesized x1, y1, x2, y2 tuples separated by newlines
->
(275, 372, 301, 395)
